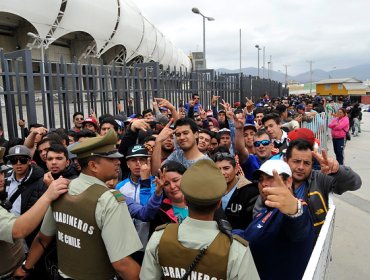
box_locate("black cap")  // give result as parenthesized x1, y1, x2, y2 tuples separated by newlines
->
(126, 145, 150, 159)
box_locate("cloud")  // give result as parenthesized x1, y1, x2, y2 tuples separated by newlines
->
(135, 0, 370, 75)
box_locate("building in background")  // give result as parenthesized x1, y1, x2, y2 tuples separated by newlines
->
(0, 0, 191, 71)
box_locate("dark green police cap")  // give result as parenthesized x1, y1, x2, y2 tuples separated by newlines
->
(180, 159, 227, 205)
(70, 129, 122, 159)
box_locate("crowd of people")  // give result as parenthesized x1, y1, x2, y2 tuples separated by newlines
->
(0, 92, 363, 280)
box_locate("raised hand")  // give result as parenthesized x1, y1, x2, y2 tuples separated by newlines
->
(211, 95, 220, 105)
(232, 109, 246, 129)
(312, 149, 339, 175)
(245, 97, 254, 112)
(155, 98, 174, 110)
(263, 170, 297, 215)
(139, 157, 151, 180)
(153, 168, 167, 197)
(156, 119, 174, 143)
(199, 106, 207, 120)
(44, 177, 70, 201)
(130, 119, 151, 132)
(43, 172, 54, 187)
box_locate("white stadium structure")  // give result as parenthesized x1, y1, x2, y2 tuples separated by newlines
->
(0, 0, 192, 71)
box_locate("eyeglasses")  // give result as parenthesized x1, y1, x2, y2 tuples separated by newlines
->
(253, 140, 271, 147)
(9, 157, 29, 165)
(75, 118, 84, 121)
(213, 152, 235, 162)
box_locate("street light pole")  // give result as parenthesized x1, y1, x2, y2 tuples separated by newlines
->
(192, 7, 214, 69)
(255, 45, 261, 78)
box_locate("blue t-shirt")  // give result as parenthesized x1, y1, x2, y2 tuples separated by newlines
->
(172, 205, 188, 224)
(222, 185, 237, 210)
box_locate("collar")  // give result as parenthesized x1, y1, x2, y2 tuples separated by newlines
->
(182, 217, 218, 230)
(78, 172, 107, 186)
(272, 130, 288, 144)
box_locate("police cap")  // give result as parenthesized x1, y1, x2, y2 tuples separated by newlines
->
(180, 159, 226, 205)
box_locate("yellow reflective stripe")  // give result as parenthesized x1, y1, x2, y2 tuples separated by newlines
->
(308, 191, 328, 212)
(314, 220, 325, 227)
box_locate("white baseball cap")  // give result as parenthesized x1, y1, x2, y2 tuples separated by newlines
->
(253, 159, 292, 180)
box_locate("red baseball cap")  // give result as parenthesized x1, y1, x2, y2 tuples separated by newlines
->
(82, 117, 99, 129)
(288, 128, 315, 147)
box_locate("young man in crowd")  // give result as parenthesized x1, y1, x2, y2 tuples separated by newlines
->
(234, 160, 315, 280)
(213, 151, 259, 230)
(151, 118, 210, 173)
(70, 112, 84, 132)
(2, 145, 45, 250)
(82, 117, 99, 133)
(197, 129, 212, 154)
(262, 113, 289, 154)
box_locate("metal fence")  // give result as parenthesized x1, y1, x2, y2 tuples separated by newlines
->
(0, 48, 285, 139)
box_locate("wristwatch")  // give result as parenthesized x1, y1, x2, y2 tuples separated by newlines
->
(21, 260, 34, 273)
(287, 199, 304, 218)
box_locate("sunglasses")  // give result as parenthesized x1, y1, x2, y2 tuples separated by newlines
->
(253, 140, 271, 147)
(9, 157, 29, 165)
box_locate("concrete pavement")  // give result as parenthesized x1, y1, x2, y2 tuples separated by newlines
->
(327, 111, 370, 279)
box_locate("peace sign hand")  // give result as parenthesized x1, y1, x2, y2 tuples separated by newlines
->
(154, 168, 167, 197)
(245, 97, 254, 112)
(312, 149, 339, 175)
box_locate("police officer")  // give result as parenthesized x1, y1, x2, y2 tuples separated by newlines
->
(140, 159, 260, 280)
(16, 129, 142, 280)
(0, 147, 69, 279)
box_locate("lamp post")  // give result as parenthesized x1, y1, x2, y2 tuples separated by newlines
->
(192, 7, 214, 69)
(255, 44, 261, 78)
(27, 32, 51, 128)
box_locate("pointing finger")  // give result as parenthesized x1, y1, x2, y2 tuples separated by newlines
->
(272, 169, 285, 188)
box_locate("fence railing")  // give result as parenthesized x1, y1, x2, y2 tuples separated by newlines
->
(0, 48, 286, 139)
(303, 194, 335, 279)
(300, 112, 329, 151)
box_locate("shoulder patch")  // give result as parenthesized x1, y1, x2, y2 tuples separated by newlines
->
(110, 190, 125, 203)
(233, 235, 249, 247)
(155, 223, 169, 231)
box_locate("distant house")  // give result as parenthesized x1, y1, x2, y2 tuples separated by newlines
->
(316, 78, 368, 96)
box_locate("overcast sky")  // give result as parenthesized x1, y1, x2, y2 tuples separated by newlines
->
(135, 0, 370, 75)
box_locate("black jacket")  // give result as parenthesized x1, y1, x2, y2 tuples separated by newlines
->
(3, 164, 45, 247)
(215, 176, 259, 230)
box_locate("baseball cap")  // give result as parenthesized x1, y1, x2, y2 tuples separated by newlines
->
(218, 128, 231, 135)
(243, 123, 257, 132)
(181, 160, 226, 205)
(82, 117, 99, 128)
(253, 159, 292, 180)
(70, 129, 122, 159)
(126, 144, 150, 159)
(7, 145, 32, 158)
(288, 128, 315, 147)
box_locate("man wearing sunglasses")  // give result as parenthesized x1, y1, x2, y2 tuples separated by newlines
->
(2, 145, 46, 246)
(235, 121, 278, 181)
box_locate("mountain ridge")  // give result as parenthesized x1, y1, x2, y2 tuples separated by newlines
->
(216, 64, 370, 84)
